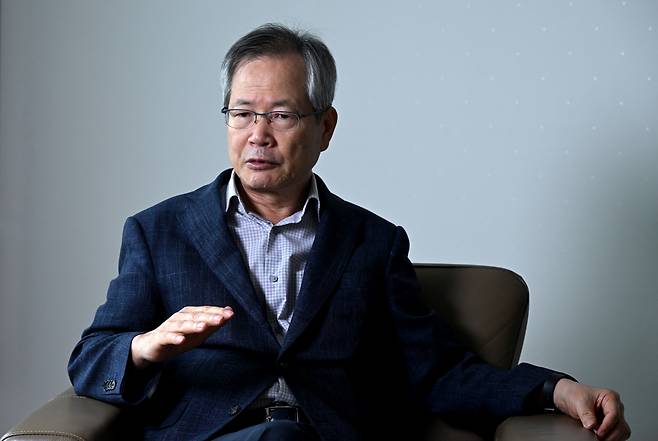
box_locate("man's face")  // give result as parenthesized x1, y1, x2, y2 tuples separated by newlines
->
(226, 53, 336, 198)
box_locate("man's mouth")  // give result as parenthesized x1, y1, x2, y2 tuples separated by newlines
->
(246, 158, 279, 169)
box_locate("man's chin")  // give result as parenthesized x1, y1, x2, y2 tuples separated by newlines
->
(240, 176, 281, 193)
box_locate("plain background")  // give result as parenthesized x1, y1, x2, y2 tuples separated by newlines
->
(1, 1, 656, 439)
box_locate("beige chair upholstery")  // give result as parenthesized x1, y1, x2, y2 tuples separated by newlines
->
(415, 264, 596, 440)
(2, 264, 596, 441)
(2, 389, 122, 441)
(415, 264, 529, 369)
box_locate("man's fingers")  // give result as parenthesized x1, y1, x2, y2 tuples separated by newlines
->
(162, 331, 185, 345)
(165, 319, 207, 333)
(165, 306, 234, 338)
(598, 421, 631, 441)
(175, 307, 233, 324)
(595, 408, 618, 438)
(131, 306, 234, 367)
(595, 391, 627, 441)
(186, 312, 221, 323)
(181, 305, 234, 316)
(166, 307, 233, 330)
(158, 311, 233, 346)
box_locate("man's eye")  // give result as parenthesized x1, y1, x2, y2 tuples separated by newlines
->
(230, 111, 252, 119)
(270, 112, 292, 120)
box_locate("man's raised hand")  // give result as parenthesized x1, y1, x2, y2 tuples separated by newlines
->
(130, 305, 234, 369)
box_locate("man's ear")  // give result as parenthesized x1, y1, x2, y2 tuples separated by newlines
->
(320, 106, 338, 152)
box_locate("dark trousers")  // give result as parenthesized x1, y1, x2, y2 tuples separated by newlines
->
(211, 420, 320, 441)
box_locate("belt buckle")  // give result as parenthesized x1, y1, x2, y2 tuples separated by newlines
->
(264, 404, 300, 423)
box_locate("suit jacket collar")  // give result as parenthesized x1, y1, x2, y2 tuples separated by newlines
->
(281, 176, 362, 354)
(224, 169, 322, 221)
(176, 170, 278, 347)
(177, 169, 363, 354)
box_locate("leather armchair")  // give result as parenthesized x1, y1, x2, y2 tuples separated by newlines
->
(2, 264, 596, 441)
(415, 264, 596, 441)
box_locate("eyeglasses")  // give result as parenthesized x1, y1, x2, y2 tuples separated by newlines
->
(221, 107, 326, 131)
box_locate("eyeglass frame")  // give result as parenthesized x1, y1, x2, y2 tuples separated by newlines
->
(220, 106, 327, 131)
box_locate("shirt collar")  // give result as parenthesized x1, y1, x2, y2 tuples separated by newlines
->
(225, 170, 321, 221)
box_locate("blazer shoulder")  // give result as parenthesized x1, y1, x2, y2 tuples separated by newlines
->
(326, 191, 397, 231)
(132, 187, 197, 222)
(130, 173, 228, 226)
(316, 174, 398, 233)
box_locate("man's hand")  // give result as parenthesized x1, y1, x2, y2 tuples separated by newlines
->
(553, 378, 631, 441)
(130, 305, 234, 369)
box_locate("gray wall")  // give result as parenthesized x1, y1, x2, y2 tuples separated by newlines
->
(1, 1, 656, 439)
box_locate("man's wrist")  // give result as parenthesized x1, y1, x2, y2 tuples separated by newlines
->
(542, 372, 576, 412)
(130, 333, 152, 370)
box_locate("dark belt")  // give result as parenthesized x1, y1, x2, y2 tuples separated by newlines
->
(225, 402, 310, 433)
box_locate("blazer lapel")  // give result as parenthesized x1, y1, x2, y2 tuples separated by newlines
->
(281, 178, 362, 354)
(176, 171, 275, 342)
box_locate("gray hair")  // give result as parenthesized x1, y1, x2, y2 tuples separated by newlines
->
(220, 23, 336, 112)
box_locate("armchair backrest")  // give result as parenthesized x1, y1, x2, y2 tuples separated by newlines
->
(414, 264, 529, 369)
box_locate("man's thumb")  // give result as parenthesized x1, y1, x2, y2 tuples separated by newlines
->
(578, 408, 598, 430)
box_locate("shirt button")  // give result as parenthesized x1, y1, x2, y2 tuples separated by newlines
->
(229, 405, 241, 416)
(270, 274, 278, 283)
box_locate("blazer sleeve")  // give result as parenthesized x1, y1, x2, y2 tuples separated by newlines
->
(68, 216, 163, 405)
(384, 226, 554, 420)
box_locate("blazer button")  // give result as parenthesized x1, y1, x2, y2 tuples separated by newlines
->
(279, 361, 288, 369)
(229, 405, 241, 416)
(103, 379, 116, 392)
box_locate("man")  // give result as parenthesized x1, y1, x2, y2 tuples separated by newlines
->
(68, 24, 630, 441)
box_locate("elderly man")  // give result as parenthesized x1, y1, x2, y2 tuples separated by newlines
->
(68, 24, 630, 441)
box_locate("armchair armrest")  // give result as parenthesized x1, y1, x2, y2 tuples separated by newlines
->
(495, 414, 598, 441)
(4, 390, 597, 441)
(2, 388, 122, 441)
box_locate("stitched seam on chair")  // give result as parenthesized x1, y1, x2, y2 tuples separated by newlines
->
(476, 314, 523, 359)
(3, 430, 87, 441)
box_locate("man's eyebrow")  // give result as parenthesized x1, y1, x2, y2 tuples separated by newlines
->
(232, 99, 252, 107)
(230, 99, 294, 108)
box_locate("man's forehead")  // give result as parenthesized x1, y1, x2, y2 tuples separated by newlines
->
(232, 53, 304, 79)
(235, 52, 304, 71)
(229, 54, 309, 108)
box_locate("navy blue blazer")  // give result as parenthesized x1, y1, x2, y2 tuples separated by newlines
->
(69, 169, 553, 441)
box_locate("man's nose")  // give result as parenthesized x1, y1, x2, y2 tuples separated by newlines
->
(248, 115, 273, 146)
